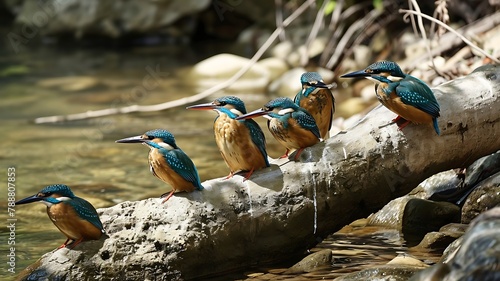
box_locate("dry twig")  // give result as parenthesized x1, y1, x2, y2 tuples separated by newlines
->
(35, 0, 317, 124)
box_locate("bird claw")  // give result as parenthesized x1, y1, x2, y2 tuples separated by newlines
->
(160, 190, 175, 203)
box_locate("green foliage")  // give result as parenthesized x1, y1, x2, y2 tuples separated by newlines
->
(373, 0, 383, 11)
(0, 65, 30, 77)
(324, 0, 336, 15)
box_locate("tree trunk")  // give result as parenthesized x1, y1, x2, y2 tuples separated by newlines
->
(19, 65, 500, 281)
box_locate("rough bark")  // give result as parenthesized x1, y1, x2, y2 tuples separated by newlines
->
(19, 65, 500, 280)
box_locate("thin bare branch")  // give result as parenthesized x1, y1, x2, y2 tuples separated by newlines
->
(301, 0, 328, 66)
(275, 0, 286, 41)
(326, 8, 383, 69)
(408, 0, 439, 73)
(35, 0, 317, 124)
(401, 9, 500, 64)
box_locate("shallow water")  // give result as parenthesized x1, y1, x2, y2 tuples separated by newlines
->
(0, 43, 441, 280)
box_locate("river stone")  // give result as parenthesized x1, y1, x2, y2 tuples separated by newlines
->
(6, 0, 210, 38)
(367, 197, 460, 235)
(410, 169, 462, 200)
(284, 249, 332, 274)
(335, 265, 424, 281)
(256, 57, 289, 81)
(412, 231, 457, 251)
(268, 67, 306, 96)
(461, 171, 500, 223)
(409, 207, 500, 281)
(190, 53, 270, 92)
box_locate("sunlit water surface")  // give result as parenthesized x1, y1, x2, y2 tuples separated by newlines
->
(0, 43, 441, 280)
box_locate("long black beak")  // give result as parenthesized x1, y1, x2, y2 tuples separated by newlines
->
(235, 108, 268, 120)
(314, 80, 331, 88)
(186, 102, 217, 111)
(16, 194, 43, 205)
(115, 135, 146, 143)
(340, 70, 371, 79)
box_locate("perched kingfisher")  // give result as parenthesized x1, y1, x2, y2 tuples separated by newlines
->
(341, 61, 440, 135)
(116, 129, 204, 202)
(294, 72, 335, 139)
(236, 97, 321, 160)
(15, 184, 104, 249)
(186, 96, 269, 180)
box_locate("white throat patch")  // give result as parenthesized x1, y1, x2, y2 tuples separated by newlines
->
(158, 142, 175, 150)
(278, 108, 295, 115)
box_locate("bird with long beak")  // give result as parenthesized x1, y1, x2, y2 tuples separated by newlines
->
(116, 129, 204, 202)
(15, 184, 104, 249)
(236, 97, 321, 160)
(294, 72, 335, 139)
(187, 96, 269, 180)
(341, 61, 441, 134)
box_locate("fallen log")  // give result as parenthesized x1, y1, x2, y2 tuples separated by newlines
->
(18, 65, 500, 280)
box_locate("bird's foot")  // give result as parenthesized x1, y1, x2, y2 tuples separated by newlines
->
(293, 148, 305, 161)
(392, 115, 403, 123)
(278, 149, 290, 159)
(242, 169, 255, 181)
(397, 120, 411, 130)
(161, 190, 175, 203)
(224, 172, 235, 180)
(66, 238, 84, 249)
(57, 239, 72, 249)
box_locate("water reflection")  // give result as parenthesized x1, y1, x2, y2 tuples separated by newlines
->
(0, 45, 279, 278)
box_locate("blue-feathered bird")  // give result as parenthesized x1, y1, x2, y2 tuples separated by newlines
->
(294, 72, 335, 139)
(15, 184, 104, 249)
(236, 97, 321, 160)
(116, 129, 204, 202)
(341, 61, 441, 135)
(187, 96, 269, 180)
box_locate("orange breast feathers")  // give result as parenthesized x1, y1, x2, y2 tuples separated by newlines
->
(214, 115, 267, 172)
(378, 86, 434, 124)
(47, 203, 102, 241)
(299, 88, 334, 139)
(269, 118, 319, 151)
(148, 149, 197, 193)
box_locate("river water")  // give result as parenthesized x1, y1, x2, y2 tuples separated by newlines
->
(0, 42, 440, 280)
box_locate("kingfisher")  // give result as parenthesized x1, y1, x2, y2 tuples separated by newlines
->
(236, 97, 321, 160)
(15, 184, 104, 249)
(186, 96, 269, 180)
(341, 61, 440, 135)
(294, 72, 335, 139)
(116, 129, 204, 202)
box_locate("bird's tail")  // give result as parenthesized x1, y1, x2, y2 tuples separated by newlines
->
(433, 118, 440, 135)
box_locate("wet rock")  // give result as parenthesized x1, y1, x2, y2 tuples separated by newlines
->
(409, 207, 500, 281)
(419, 151, 500, 204)
(284, 249, 332, 274)
(367, 197, 460, 235)
(335, 97, 369, 118)
(256, 57, 289, 81)
(387, 254, 428, 268)
(7, 0, 210, 38)
(438, 223, 467, 239)
(268, 67, 305, 96)
(461, 171, 500, 223)
(190, 53, 270, 91)
(410, 170, 462, 200)
(335, 265, 424, 281)
(271, 41, 294, 61)
(413, 232, 457, 251)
